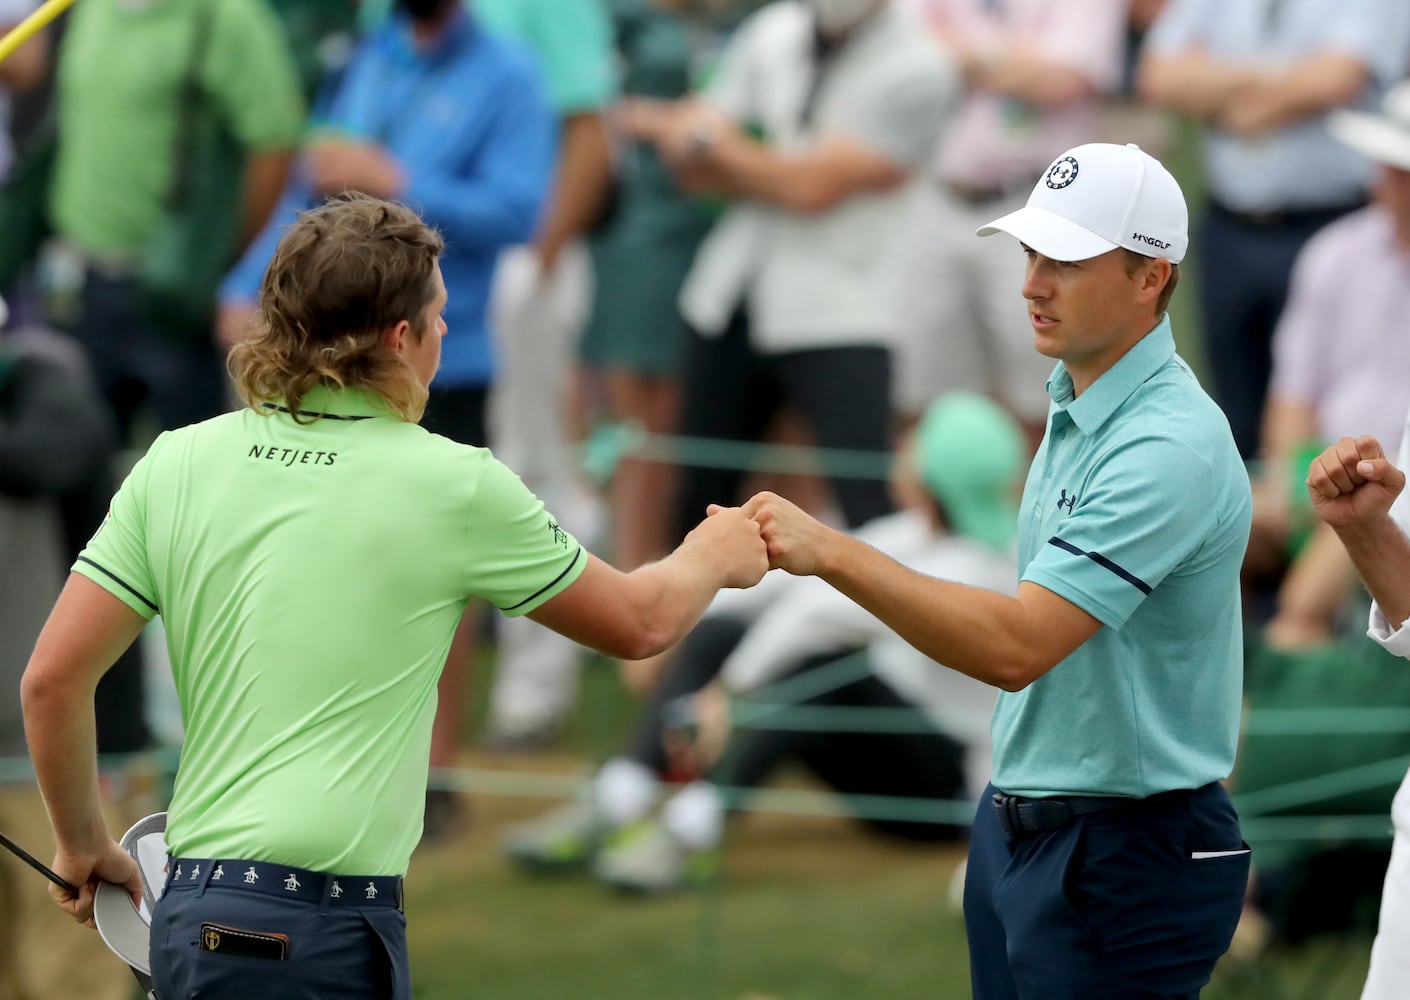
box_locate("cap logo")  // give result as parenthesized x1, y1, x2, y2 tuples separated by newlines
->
(1132, 232, 1171, 250)
(1045, 156, 1079, 189)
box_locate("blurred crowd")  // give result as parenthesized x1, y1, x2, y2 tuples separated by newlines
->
(5, 0, 1410, 995)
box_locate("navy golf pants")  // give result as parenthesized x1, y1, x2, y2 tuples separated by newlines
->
(151, 861, 410, 1000)
(964, 782, 1250, 999)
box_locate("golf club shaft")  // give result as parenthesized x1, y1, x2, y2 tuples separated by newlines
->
(0, 830, 79, 896)
(0, 0, 77, 66)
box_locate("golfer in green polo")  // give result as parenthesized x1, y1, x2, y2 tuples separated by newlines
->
(21, 194, 769, 999)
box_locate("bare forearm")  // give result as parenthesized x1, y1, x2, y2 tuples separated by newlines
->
(21, 672, 106, 852)
(814, 531, 1043, 690)
(1237, 54, 1368, 131)
(1336, 517, 1410, 629)
(707, 137, 844, 215)
(239, 150, 295, 254)
(537, 112, 613, 264)
(965, 46, 1094, 107)
(621, 540, 740, 658)
(1138, 53, 1259, 118)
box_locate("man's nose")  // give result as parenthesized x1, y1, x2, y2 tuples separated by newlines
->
(1022, 262, 1051, 300)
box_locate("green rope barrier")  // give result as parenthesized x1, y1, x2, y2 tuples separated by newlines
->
(584, 424, 896, 481)
(1232, 755, 1410, 817)
(1242, 708, 1410, 735)
(732, 703, 950, 735)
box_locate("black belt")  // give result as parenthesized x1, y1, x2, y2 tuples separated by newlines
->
(165, 857, 404, 910)
(992, 792, 1139, 838)
(1208, 197, 1364, 230)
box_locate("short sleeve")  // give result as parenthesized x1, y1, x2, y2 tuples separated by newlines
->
(1319, 0, 1410, 84)
(517, 0, 617, 112)
(845, 64, 959, 171)
(463, 457, 588, 616)
(72, 435, 166, 621)
(204, 0, 307, 152)
(1021, 437, 1219, 628)
(1031, 0, 1127, 93)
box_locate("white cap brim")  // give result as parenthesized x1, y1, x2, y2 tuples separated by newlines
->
(977, 205, 1120, 262)
(93, 812, 168, 977)
(1328, 110, 1410, 173)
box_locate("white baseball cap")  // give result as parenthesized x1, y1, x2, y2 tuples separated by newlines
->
(94, 812, 167, 982)
(1328, 79, 1410, 172)
(977, 143, 1188, 264)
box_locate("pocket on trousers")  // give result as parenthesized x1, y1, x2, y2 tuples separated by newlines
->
(360, 908, 411, 1000)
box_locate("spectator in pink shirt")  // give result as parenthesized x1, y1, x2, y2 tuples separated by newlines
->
(1250, 79, 1410, 650)
(897, 0, 1127, 442)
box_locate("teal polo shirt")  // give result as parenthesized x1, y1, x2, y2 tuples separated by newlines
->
(991, 316, 1252, 799)
(74, 385, 586, 874)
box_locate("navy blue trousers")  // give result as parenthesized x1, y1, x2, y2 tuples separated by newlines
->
(964, 782, 1249, 999)
(152, 870, 410, 1000)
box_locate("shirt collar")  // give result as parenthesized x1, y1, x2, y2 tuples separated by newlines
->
(1046, 315, 1176, 436)
(267, 384, 395, 421)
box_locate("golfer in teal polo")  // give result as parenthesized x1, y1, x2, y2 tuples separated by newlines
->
(21, 195, 768, 1000)
(741, 144, 1253, 999)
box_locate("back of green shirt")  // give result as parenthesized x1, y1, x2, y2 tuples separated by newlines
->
(50, 0, 305, 256)
(76, 388, 585, 874)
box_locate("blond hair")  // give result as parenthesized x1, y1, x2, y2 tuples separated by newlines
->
(229, 194, 446, 423)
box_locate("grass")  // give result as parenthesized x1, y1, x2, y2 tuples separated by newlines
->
(396, 657, 1376, 1000)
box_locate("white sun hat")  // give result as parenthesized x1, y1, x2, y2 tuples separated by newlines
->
(1329, 79, 1410, 172)
(93, 811, 168, 997)
(977, 142, 1188, 264)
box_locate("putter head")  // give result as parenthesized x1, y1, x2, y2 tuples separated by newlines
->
(93, 812, 168, 978)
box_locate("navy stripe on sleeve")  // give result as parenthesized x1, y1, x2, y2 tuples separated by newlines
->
(500, 546, 585, 612)
(76, 556, 159, 612)
(1046, 537, 1153, 595)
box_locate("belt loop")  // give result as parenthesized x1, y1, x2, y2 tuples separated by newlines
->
(1005, 795, 1022, 835)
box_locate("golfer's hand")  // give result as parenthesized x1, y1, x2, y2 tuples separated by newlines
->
(50, 840, 142, 928)
(741, 491, 837, 577)
(1306, 436, 1406, 530)
(689, 505, 768, 589)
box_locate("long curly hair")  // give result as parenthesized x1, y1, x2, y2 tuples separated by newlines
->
(229, 193, 446, 423)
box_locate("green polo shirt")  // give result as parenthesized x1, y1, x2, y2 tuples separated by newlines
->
(992, 316, 1251, 799)
(74, 386, 585, 874)
(50, 0, 305, 257)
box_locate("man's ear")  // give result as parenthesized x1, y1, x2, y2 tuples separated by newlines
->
(1139, 257, 1171, 303)
(381, 319, 411, 356)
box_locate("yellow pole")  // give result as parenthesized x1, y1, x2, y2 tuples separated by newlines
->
(0, 0, 77, 67)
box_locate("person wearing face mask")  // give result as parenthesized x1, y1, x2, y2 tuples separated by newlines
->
(627, 0, 960, 544)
